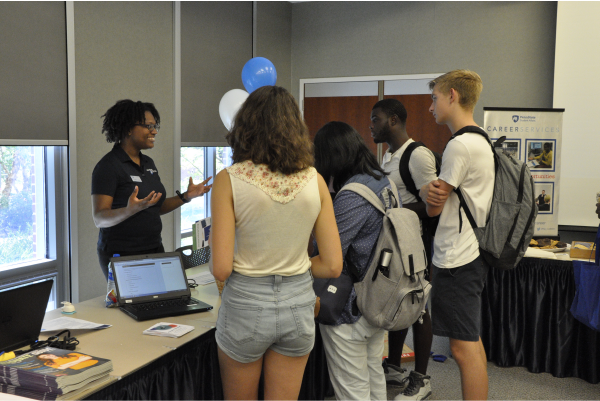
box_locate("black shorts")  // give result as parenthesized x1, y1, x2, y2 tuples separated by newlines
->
(430, 256, 489, 342)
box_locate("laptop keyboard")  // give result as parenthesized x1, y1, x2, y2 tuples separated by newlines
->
(130, 298, 198, 311)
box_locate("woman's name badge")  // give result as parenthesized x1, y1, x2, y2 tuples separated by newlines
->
(131, 176, 142, 182)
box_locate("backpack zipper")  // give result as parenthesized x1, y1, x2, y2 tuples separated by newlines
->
(386, 288, 424, 321)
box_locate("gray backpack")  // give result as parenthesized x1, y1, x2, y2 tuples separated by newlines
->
(453, 126, 538, 270)
(339, 180, 431, 331)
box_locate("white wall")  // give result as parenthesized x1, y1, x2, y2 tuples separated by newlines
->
(554, 1, 600, 227)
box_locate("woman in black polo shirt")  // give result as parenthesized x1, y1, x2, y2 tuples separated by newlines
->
(92, 99, 212, 280)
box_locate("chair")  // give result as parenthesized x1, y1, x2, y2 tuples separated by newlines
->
(175, 245, 211, 270)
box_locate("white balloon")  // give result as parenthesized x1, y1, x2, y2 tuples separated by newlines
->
(219, 89, 249, 131)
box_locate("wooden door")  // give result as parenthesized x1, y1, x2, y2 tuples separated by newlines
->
(384, 94, 452, 155)
(304, 94, 452, 158)
(304, 96, 379, 156)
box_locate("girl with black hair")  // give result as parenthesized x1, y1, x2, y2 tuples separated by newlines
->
(91, 99, 212, 280)
(313, 121, 394, 400)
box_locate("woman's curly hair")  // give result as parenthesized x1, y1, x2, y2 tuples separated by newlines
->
(225, 86, 314, 175)
(101, 100, 160, 143)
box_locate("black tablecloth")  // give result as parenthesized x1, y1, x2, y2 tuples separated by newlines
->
(86, 329, 223, 400)
(85, 325, 334, 400)
(87, 256, 600, 399)
(481, 257, 600, 384)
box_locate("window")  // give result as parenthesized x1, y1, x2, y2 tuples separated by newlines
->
(180, 146, 232, 247)
(0, 146, 69, 310)
(0, 146, 48, 264)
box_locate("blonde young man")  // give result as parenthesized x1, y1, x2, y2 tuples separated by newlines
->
(420, 70, 494, 400)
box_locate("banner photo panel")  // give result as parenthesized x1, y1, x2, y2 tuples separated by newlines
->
(484, 108, 564, 237)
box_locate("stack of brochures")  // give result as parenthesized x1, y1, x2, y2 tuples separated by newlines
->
(143, 322, 195, 338)
(0, 346, 113, 400)
(192, 217, 211, 250)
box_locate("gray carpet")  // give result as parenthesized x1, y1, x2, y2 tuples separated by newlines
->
(325, 332, 599, 400)
(386, 358, 599, 400)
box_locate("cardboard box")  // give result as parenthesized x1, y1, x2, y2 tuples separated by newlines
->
(570, 241, 597, 259)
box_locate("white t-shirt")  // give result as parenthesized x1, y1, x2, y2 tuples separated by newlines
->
(381, 138, 438, 205)
(433, 132, 494, 269)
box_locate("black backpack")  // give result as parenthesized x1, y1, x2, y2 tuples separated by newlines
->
(452, 126, 538, 270)
(398, 141, 442, 237)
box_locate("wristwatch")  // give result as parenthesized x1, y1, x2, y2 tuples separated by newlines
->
(176, 190, 190, 203)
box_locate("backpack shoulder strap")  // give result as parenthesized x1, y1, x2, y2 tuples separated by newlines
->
(451, 126, 494, 232)
(451, 125, 489, 142)
(338, 183, 383, 212)
(339, 180, 399, 213)
(452, 125, 500, 169)
(399, 142, 424, 200)
(336, 184, 384, 289)
(454, 187, 478, 231)
(383, 179, 400, 209)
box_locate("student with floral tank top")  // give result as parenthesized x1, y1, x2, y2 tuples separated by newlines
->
(209, 86, 343, 400)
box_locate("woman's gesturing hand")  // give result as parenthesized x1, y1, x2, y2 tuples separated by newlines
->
(184, 176, 213, 200)
(128, 185, 163, 211)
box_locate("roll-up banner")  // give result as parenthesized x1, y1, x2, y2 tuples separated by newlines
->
(483, 108, 564, 237)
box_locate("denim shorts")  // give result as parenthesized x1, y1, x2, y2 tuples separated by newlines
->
(430, 256, 489, 342)
(215, 270, 316, 363)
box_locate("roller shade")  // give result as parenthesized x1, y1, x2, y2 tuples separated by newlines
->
(181, 2, 252, 145)
(0, 2, 68, 143)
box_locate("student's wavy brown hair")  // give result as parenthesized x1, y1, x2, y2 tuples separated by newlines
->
(226, 86, 314, 175)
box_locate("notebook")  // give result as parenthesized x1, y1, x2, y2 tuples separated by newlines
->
(111, 252, 213, 321)
(0, 280, 53, 353)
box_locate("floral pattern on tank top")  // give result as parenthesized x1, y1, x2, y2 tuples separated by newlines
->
(227, 160, 317, 204)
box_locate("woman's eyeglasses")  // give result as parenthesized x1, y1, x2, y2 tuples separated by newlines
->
(134, 123, 160, 132)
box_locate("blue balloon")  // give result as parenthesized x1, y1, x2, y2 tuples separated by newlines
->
(241, 57, 277, 93)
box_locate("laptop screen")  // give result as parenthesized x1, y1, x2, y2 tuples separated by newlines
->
(0, 280, 53, 352)
(111, 253, 189, 303)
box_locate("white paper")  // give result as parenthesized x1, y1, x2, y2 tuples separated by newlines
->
(41, 317, 112, 332)
(524, 247, 557, 260)
(0, 394, 33, 400)
(143, 322, 194, 338)
(187, 270, 215, 286)
(555, 253, 571, 260)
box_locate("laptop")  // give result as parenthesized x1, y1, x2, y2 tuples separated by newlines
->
(0, 280, 53, 353)
(111, 252, 213, 321)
